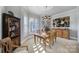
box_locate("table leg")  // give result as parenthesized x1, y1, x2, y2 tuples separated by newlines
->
(55, 37, 56, 42)
(37, 37, 38, 43)
(40, 38, 41, 43)
(34, 35, 36, 44)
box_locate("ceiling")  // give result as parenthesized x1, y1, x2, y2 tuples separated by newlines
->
(23, 6, 77, 16)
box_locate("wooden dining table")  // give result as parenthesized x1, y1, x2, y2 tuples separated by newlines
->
(32, 30, 57, 48)
(32, 33, 45, 44)
(32, 32, 51, 46)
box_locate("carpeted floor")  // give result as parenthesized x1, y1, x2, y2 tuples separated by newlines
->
(13, 37, 79, 53)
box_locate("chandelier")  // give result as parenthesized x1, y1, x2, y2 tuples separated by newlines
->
(42, 16, 51, 20)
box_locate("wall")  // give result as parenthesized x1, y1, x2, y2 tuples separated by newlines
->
(52, 8, 78, 40)
(0, 13, 1, 39)
(77, 7, 79, 42)
(0, 6, 4, 40)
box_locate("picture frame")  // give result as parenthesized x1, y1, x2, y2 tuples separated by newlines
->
(53, 16, 70, 27)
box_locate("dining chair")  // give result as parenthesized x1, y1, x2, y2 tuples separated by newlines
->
(43, 29, 56, 48)
(1, 37, 28, 53)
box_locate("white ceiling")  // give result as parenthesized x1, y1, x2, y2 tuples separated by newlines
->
(23, 6, 77, 16)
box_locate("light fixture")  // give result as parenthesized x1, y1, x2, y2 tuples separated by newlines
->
(42, 16, 51, 20)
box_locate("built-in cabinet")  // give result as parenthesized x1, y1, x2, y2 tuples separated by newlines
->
(2, 13, 20, 52)
(53, 28, 70, 39)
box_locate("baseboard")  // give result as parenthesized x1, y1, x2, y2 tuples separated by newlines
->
(70, 36, 77, 40)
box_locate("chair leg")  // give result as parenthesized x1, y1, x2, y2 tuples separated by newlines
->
(49, 41, 52, 48)
(40, 38, 41, 43)
(55, 37, 56, 42)
(43, 39, 46, 50)
(49, 40, 54, 48)
(49, 44, 51, 48)
(26, 46, 28, 51)
(52, 40, 54, 45)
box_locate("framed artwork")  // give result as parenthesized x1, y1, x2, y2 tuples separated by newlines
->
(53, 16, 70, 27)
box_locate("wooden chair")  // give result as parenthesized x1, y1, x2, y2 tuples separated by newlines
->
(51, 29, 57, 42)
(0, 40, 2, 48)
(43, 30, 56, 48)
(1, 37, 28, 53)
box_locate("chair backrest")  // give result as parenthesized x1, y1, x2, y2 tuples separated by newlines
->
(51, 30, 56, 38)
(47, 30, 56, 42)
(0, 40, 2, 48)
(2, 37, 12, 53)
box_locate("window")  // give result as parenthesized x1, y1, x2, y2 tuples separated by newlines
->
(23, 16, 28, 37)
(29, 17, 34, 32)
(29, 17, 39, 33)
